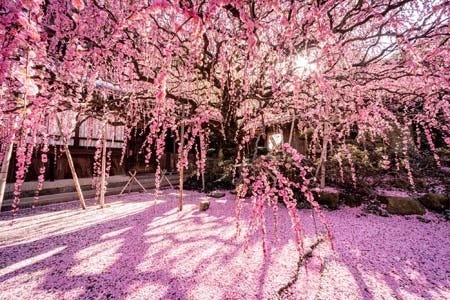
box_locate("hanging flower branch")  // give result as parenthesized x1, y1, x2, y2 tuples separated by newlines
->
(236, 143, 331, 254)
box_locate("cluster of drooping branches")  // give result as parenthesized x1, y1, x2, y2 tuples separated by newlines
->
(0, 0, 53, 210)
(235, 143, 331, 254)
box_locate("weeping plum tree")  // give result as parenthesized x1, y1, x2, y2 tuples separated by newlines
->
(1, 0, 449, 250)
(0, 0, 52, 209)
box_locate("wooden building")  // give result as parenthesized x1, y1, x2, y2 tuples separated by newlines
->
(5, 112, 177, 183)
(244, 112, 309, 156)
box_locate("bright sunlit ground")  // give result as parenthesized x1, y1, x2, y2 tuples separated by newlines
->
(0, 190, 449, 300)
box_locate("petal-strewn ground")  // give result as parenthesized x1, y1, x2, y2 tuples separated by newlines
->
(0, 190, 449, 299)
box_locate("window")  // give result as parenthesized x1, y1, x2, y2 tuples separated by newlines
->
(267, 132, 283, 151)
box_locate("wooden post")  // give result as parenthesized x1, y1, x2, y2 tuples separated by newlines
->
(179, 104, 185, 211)
(99, 120, 107, 208)
(200, 132, 205, 192)
(0, 139, 14, 212)
(56, 116, 86, 209)
(320, 121, 329, 189)
(199, 199, 210, 211)
(201, 170, 205, 192)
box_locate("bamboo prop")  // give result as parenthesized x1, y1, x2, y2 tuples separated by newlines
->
(119, 173, 135, 195)
(0, 139, 14, 212)
(179, 104, 185, 212)
(160, 169, 174, 190)
(119, 170, 148, 196)
(56, 115, 86, 209)
(99, 120, 107, 208)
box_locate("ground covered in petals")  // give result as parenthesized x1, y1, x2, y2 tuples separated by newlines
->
(0, 190, 449, 300)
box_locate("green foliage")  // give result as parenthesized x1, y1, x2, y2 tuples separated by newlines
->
(185, 157, 235, 192)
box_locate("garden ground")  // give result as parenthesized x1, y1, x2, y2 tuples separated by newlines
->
(0, 190, 449, 300)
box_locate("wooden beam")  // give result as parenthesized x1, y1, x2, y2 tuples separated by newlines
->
(56, 116, 86, 209)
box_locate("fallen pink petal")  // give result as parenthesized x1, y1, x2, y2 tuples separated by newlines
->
(1, 191, 448, 300)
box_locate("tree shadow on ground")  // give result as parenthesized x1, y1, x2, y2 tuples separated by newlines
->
(323, 210, 450, 300)
(0, 191, 303, 299)
(2, 193, 447, 299)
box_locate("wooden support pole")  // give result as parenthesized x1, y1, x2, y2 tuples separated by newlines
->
(316, 102, 330, 189)
(179, 104, 185, 211)
(57, 118, 86, 209)
(99, 120, 107, 208)
(320, 122, 329, 189)
(159, 169, 174, 190)
(132, 173, 148, 193)
(0, 139, 14, 212)
(56, 116, 86, 209)
(200, 133, 205, 192)
(119, 171, 136, 196)
(201, 170, 205, 192)
(119, 170, 148, 196)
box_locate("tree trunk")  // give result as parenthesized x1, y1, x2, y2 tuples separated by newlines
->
(215, 119, 238, 162)
(0, 139, 14, 212)
(56, 116, 87, 209)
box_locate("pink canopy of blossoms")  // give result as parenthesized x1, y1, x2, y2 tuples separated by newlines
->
(0, 0, 449, 248)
